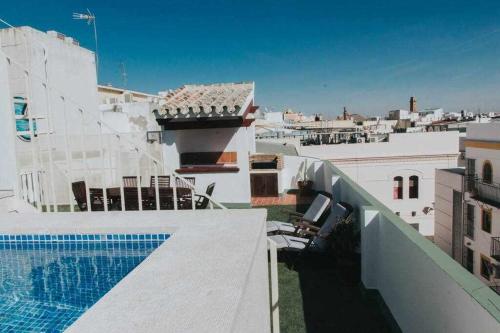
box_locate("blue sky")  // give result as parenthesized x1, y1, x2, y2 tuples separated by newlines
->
(2, 1, 500, 117)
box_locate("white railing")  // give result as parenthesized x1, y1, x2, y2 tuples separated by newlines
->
(267, 238, 280, 333)
(1, 21, 226, 212)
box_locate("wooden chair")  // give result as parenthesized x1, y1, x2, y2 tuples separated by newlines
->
(123, 176, 140, 187)
(150, 176, 174, 210)
(71, 181, 107, 211)
(175, 177, 195, 209)
(150, 175, 170, 188)
(72, 181, 88, 211)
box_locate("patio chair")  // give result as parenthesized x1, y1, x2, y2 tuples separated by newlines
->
(150, 175, 170, 188)
(267, 193, 331, 235)
(71, 181, 107, 211)
(72, 181, 88, 211)
(123, 176, 140, 187)
(176, 177, 195, 209)
(268, 204, 353, 252)
(194, 183, 216, 209)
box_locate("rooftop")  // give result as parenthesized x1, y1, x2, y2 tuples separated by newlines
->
(255, 141, 298, 156)
(156, 82, 254, 119)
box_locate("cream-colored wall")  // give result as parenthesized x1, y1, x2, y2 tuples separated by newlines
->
(434, 169, 464, 257)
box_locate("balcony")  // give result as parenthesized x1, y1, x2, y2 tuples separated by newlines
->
(467, 175, 500, 207)
(492, 237, 500, 261)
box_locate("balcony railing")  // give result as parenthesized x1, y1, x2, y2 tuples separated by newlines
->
(466, 175, 500, 207)
(491, 237, 500, 262)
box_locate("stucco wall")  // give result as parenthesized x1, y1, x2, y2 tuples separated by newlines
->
(162, 127, 253, 204)
(0, 52, 17, 192)
(434, 169, 464, 257)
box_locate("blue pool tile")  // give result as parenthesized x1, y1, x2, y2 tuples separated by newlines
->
(0, 233, 168, 332)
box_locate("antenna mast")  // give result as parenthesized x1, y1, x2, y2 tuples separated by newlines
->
(120, 62, 128, 87)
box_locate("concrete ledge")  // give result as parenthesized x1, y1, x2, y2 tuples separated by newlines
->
(0, 209, 269, 333)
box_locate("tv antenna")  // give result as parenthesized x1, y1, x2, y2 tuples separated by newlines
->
(72, 9, 99, 76)
(120, 62, 128, 87)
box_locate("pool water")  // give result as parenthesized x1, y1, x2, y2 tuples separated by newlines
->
(0, 234, 169, 332)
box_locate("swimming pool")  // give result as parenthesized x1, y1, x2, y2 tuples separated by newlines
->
(0, 233, 169, 332)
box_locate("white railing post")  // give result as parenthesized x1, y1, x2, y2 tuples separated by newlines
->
(172, 173, 178, 210)
(268, 238, 280, 333)
(61, 96, 74, 212)
(136, 149, 143, 211)
(154, 162, 160, 211)
(116, 135, 125, 211)
(42, 79, 57, 212)
(97, 121, 108, 211)
(78, 108, 91, 211)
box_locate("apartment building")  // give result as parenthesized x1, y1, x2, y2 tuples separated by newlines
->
(435, 122, 500, 294)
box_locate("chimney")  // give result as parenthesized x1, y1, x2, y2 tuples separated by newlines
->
(410, 96, 417, 112)
(343, 107, 348, 120)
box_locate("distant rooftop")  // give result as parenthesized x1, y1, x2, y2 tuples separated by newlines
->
(256, 141, 298, 156)
(156, 82, 254, 119)
(441, 167, 465, 176)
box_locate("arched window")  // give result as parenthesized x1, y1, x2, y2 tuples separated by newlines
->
(393, 176, 403, 199)
(409, 175, 419, 199)
(483, 161, 492, 184)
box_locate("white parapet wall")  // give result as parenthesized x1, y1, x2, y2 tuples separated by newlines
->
(0, 209, 270, 333)
(326, 163, 500, 333)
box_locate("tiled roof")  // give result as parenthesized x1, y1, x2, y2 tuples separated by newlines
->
(156, 82, 254, 119)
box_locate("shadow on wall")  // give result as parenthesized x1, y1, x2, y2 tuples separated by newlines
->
(285, 156, 332, 193)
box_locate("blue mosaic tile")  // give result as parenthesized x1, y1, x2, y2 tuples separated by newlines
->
(0, 233, 169, 332)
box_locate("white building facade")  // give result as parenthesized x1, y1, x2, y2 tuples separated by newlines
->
(301, 131, 460, 235)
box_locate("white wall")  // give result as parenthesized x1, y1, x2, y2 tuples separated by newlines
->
(0, 52, 17, 192)
(162, 127, 254, 204)
(434, 169, 464, 256)
(301, 132, 460, 235)
(361, 208, 500, 333)
(1, 27, 102, 204)
(100, 102, 159, 134)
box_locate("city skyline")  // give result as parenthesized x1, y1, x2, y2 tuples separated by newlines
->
(2, 0, 500, 116)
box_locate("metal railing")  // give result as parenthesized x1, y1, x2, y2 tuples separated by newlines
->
(491, 237, 500, 262)
(466, 175, 500, 207)
(2, 22, 226, 212)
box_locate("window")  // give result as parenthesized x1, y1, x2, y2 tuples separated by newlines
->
(409, 175, 419, 199)
(393, 176, 403, 199)
(480, 255, 491, 280)
(483, 161, 492, 184)
(395, 212, 400, 216)
(463, 247, 474, 273)
(481, 208, 492, 233)
(465, 204, 475, 238)
(465, 158, 476, 191)
(411, 211, 416, 217)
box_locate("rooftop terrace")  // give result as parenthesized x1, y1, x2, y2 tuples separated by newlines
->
(266, 158, 500, 332)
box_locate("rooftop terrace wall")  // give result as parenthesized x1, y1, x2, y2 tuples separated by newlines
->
(327, 161, 500, 332)
(282, 156, 500, 331)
